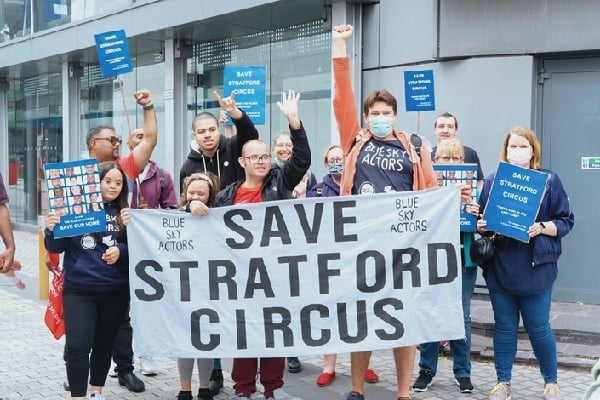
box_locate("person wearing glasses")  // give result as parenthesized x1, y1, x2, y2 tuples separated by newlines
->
(214, 90, 310, 400)
(80, 89, 157, 393)
(413, 138, 480, 395)
(308, 145, 380, 388)
(86, 90, 157, 182)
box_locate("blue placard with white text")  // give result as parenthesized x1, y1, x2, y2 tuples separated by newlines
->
(94, 29, 134, 78)
(223, 66, 266, 125)
(44, 159, 107, 238)
(404, 70, 435, 112)
(433, 164, 478, 232)
(482, 162, 549, 242)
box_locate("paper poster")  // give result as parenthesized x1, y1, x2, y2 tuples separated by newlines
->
(44, 159, 106, 238)
(483, 162, 549, 242)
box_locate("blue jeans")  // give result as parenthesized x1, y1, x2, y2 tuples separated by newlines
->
(419, 265, 477, 378)
(489, 286, 557, 383)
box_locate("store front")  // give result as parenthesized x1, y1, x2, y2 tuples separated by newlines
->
(1, 1, 333, 225)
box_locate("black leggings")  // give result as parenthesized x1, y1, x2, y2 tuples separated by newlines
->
(63, 286, 129, 397)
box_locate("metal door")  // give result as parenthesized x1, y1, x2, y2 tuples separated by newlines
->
(540, 57, 600, 304)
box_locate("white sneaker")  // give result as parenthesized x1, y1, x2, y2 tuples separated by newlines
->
(268, 388, 285, 400)
(108, 363, 118, 378)
(88, 392, 106, 400)
(139, 356, 159, 376)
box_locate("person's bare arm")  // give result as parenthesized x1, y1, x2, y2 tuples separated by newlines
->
(132, 90, 158, 172)
(0, 204, 15, 273)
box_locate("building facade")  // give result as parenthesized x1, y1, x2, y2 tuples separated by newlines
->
(0, 0, 598, 304)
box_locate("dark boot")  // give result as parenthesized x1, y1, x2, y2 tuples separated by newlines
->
(208, 368, 224, 395)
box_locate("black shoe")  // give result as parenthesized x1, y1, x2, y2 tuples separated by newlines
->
(197, 388, 213, 400)
(287, 357, 302, 373)
(456, 376, 474, 393)
(118, 371, 145, 392)
(177, 391, 193, 400)
(208, 368, 224, 395)
(412, 371, 433, 392)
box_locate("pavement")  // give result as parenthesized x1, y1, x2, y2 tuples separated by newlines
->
(1, 227, 598, 399)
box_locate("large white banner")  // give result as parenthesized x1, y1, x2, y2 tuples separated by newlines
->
(128, 186, 464, 358)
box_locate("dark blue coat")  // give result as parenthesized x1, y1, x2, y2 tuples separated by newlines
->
(479, 169, 575, 295)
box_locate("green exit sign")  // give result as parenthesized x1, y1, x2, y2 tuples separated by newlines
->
(582, 157, 600, 169)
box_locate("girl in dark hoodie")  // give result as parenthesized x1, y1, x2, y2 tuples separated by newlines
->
(45, 161, 130, 400)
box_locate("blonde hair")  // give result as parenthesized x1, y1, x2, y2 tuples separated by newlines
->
(435, 138, 464, 161)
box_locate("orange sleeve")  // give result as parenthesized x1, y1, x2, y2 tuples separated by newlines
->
(117, 153, 141, 180)
(333, 57, 361, 154)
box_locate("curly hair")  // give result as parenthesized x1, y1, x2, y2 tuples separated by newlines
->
(179, 172, 220, 208)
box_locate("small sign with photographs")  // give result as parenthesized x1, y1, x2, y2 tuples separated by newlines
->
(433, 163, 478, 232)
(44, 159, 106, 238)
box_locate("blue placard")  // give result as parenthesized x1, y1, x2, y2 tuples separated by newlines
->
(433, 163, 478, 232)
(44, 159, 107, 238)
(94, 29, 133, 78)
(482, 162, 549, 242)
(223, 66, 266, 125)
(404, 70, 435, 112)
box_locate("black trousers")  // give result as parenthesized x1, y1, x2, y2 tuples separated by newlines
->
(112, 308, 135, 374)
(63, 286, 129, 397)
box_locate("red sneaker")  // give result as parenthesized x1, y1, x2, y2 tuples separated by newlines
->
(365, 368, 379, 383)
(316, 371, 336, 386)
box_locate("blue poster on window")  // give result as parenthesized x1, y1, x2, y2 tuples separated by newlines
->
(433, 164, 478, 232)
(44, 159, 107, 238)
(404, 70, 435, 112)
(223, 66, 266, 125)
(482, 162, 549, 242)
(94, 29, 133, 78)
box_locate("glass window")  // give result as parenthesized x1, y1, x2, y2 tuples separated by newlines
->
(188, 20, 332, 179)
(1, 0, 29, 42)
(79, 59, 166, 165)
(7, 72, 62, 224)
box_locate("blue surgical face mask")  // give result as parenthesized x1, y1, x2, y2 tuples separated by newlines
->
(274, 158, 286, 168)
(369, 116, 394, 138)
(328, 162, 344, 178)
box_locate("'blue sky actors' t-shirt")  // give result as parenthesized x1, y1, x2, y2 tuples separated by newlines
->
(353, 138, 414, 194)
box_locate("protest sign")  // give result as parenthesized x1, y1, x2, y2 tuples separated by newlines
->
(223, 66, 266, 124)
(94, 29, 133, 78)
(433, 163, 478, 232)
(128, 187, 464, 358)
(482, 162, 549, 242)
(404, 70, 435, 112)
(44, 159, 106, 238)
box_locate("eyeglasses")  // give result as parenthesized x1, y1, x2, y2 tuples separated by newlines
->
(436, 156, 463, 162)
(244, 154, 271, 164)
(95, 136, 122, 145)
